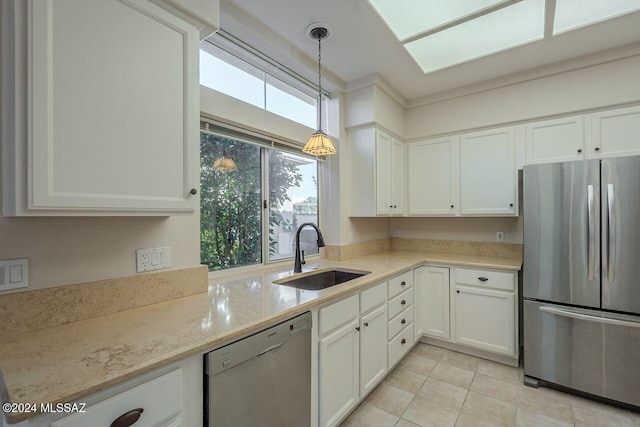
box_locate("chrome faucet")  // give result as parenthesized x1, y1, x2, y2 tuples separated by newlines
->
(294, 223, 326, 273)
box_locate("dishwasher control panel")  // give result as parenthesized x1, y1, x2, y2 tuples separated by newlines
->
(289, 313, 312, 336)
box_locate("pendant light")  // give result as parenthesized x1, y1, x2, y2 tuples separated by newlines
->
(213, 156, 237, 172)
(303, 24, 337, 157)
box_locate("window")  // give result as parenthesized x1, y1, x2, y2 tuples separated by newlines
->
(200, 125, 319, 272)
(200, 42, 318, 128)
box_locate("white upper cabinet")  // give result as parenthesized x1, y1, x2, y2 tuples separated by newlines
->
(350, 127, 405, 217)
(390, 138, 406, 213)
(2, 0, 200, 216)
(408, 136, 459, 215)
(521, 105, 640, 165)
(590, 105, 640, 158)
(460, 127, 517, 216)
(525, 115, 585, 164)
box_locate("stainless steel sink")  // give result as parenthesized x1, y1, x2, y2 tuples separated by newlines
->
(275, 269, 371, 291)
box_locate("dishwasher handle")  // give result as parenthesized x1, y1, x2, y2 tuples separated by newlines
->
(257, 342, 285, 356)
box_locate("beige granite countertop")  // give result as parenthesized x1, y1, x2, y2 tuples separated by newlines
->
(0, 250, 521, 423)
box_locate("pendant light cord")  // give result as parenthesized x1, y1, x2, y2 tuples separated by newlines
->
(317, 34, 322, 132)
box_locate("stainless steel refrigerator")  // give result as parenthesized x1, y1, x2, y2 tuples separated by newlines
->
(523, 156, 640, 407)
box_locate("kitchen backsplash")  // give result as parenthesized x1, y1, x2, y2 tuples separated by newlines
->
(0, 266, 207, 337)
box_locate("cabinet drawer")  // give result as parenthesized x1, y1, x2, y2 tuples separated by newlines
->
(52, 369, 183, 427)
(388, 288, 413, 319)
(320, 294, 359, 336)
(388, 323, 414, 368)
(360, 282, 387, 314)
(455, 268, 515, 291)
(388, 271, 413, 298)
(388, 305, 413, 340)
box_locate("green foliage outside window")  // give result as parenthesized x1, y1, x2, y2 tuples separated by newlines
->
(200, 133, 302, 271)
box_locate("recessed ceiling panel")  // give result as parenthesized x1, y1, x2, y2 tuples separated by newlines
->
(367, 0, 513, 41)
(405, 0, 545, 74)
(554, 0, 640, 34)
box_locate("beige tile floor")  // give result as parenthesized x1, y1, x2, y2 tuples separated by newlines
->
(341, 343, 640, 427)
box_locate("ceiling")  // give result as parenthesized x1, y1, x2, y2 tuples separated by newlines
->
(221, 0, 640, 102)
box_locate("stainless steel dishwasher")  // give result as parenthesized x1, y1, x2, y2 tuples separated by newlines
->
(204, 311, 312, 427)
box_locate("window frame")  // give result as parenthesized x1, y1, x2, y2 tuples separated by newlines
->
(200, 121, 322, 278)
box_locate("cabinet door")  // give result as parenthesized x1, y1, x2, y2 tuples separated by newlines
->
(375, 130, 392, 215)
(407, 137, 459, 215)
(460, 128, 517, 215)
(455, 285, 515, 357)
(590, 105, 640, 158)
(319, 319, 360, 427)
(21, 0, 198, 214)
(359, 305, 388, 396)
(525, 116, 585, 164)
(416, 267, 450, 340)
(390, 138, 405, 214)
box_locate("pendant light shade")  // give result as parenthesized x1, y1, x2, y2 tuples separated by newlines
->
(303, 130, 336, 156)
(213, 156, 238, 172)
(303, 24, 337, 157)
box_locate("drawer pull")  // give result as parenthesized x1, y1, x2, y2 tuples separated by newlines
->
(189, 188, 198, 195)
(356, 326, 360, 332)
(401, 339, 406, 344)
(111, 408, 144, 427)
(364, 322, 369, 327)
(478, 277, 489, 282)
(401, 281, 406, 286)
(401, 319, 406, 324)
(401, 300, 406, 306)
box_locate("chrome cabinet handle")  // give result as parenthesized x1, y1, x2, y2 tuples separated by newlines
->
(478, 277, 488, 282)
(587, 185, 595, 281)
(607, 183, 616, 283)
(111, 408, 144, 427)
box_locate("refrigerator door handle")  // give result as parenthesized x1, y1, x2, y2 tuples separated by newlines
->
(587, 185, 595, 281)
(607, 183, 616, 284)
(538, 306, 640, 328)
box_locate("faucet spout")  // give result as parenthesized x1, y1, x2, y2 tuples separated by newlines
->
(294, 223, 325, 273)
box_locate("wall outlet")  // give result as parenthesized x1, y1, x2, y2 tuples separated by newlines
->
(0, 259, 29, 291)
(496, 231, 505, 242)
(136, 247, 171, 272)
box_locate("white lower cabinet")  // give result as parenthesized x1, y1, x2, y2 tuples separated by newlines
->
(414, 265, 518, 362)
(318, 282, 388, 427)
(359, 304, 388, 396)
(319, 318, 360, 427)
(414, 266, 450, 341)
(15, 355, 201, 427)
(454, 285, 515, 357)
(387, 273, 415, 368)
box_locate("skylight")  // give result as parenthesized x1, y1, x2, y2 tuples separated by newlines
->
(368, 0, 640, 74)
(554, 0, 640, 34)
(367, 0, 514, 41)
(405, 0, 544, 73)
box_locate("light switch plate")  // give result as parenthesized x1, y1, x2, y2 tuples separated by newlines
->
(136, 247, 171, 272)
(0, 259, 29, 291)
(496, 231, 505, 242)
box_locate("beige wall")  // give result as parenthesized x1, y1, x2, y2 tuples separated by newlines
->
(0, 215, 200, 292)
(406, 51, 640, 139)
